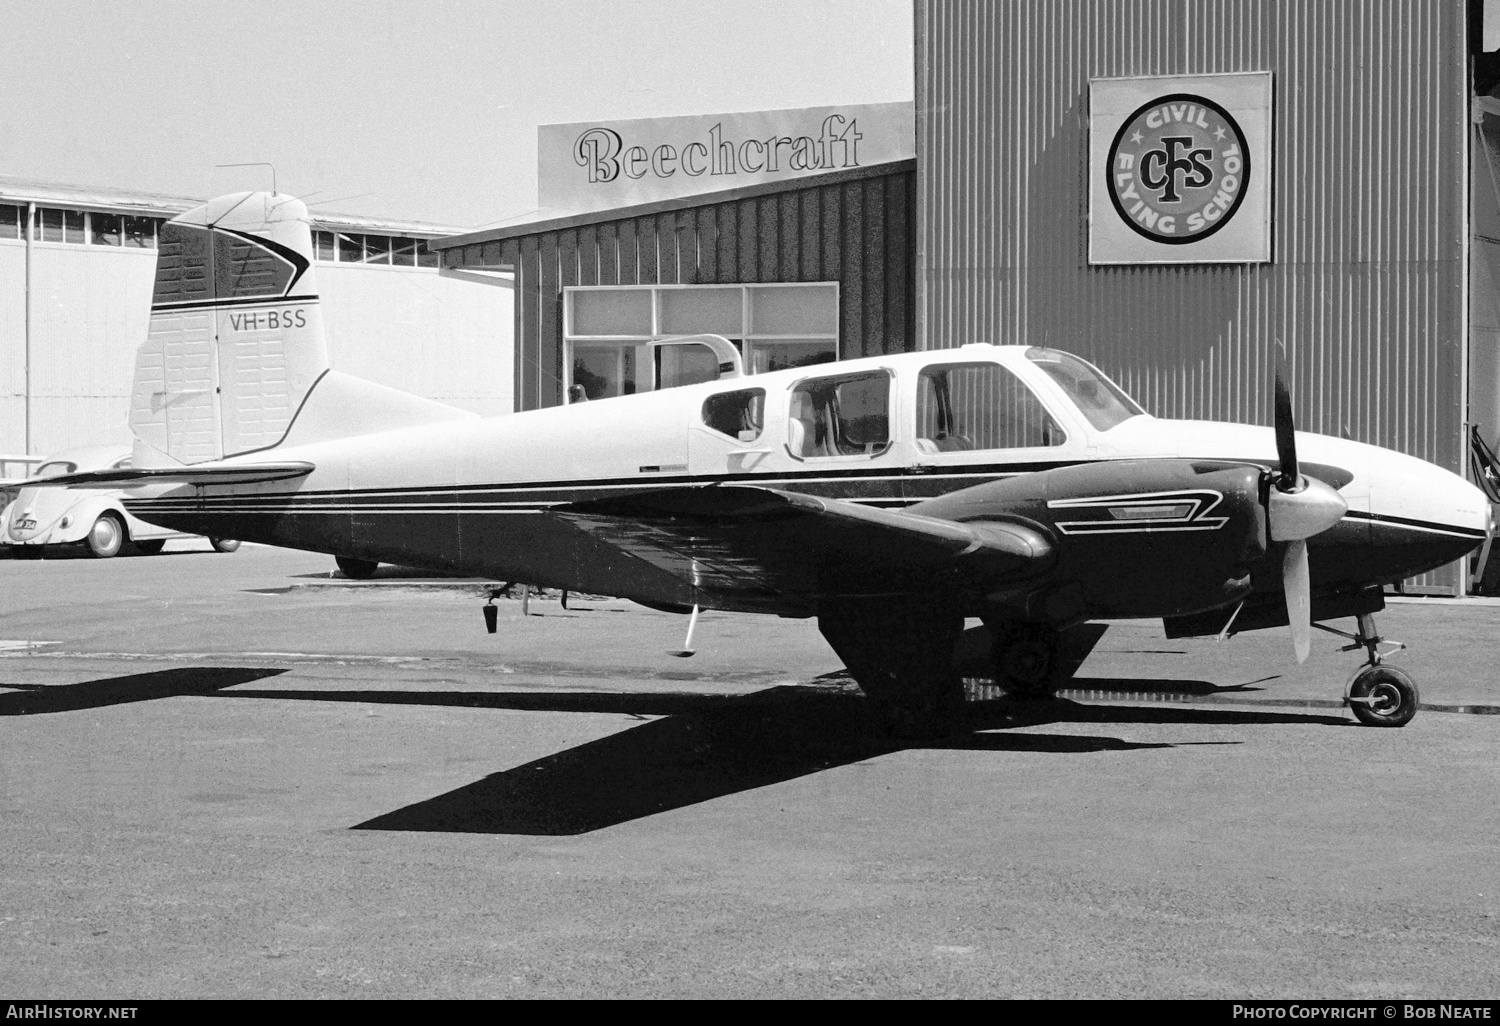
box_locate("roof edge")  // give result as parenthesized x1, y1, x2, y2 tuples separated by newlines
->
(432, 159, 917, 253)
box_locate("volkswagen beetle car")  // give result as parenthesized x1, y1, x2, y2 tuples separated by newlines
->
(1, 445, 239, 558)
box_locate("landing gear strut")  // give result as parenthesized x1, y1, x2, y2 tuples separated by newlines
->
(1316, 612, 1418, 727)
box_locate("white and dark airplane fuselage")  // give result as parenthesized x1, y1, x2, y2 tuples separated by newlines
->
(120, 345, 1488, 625)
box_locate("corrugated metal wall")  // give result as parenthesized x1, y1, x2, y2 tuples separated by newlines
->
(449, 164, 916, 411)
(917, 0, 1469, 591)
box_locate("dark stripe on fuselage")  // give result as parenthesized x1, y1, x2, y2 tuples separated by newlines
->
(1341, 508, 1488, 540)
(121, 460, 1092, 511)
(150, 294, 320, 313)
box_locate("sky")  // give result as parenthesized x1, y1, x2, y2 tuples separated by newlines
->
(1, 0, 913, 228)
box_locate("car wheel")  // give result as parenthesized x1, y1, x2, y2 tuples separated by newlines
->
(85, 514, 125, 558)
(335, 555, 379, 579)
(209, 538, 241, 553)
(133, 539, 166, 555)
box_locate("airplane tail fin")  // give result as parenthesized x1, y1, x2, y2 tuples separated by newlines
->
(129, 192, 471, 467)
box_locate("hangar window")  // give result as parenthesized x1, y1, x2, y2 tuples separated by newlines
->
(702, 388, 766, 441)
(787, 370, 891, 458)
(363, 235, 391, 265)
(37, 208, 64, 242)
(916, 362, 1064, 452)
(0, 205, 22, 240)
(563, 282, 839, 399)
(311, 231, 435, 267)
(90, 213, 122, 246)
(122, 216, 158, 248)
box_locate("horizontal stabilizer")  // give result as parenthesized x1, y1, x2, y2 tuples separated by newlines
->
(23, 461, 315, 488)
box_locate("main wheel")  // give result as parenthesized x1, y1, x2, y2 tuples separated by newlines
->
(1347, 664, 1420, 727)
(335, 555, 379, 579)
(84, 514, 125, 558)
(209, 538, 240, 553)
(133, 539, 166, 555)
(990, 622, 1060, 699)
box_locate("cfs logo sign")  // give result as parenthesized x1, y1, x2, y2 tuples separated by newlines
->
(1106, 93, 1250, 245)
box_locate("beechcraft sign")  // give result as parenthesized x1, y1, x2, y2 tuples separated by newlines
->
(1089, 72, 1272, 264)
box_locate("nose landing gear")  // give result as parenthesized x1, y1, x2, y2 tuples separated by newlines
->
(1315, 612, 1418, 727)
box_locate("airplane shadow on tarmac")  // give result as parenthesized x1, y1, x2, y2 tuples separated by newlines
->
(0, 669, 1350, 835)
(319, 686, 1341, 836)
(0, 666, 289, 714)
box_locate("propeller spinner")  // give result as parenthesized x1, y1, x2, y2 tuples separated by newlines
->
(1266, 354, 1347, 663)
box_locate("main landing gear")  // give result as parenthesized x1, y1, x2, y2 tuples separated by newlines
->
(818, 598, 966, 740)
(986, 620, 1061, 700)
(1315, 611, 1419, 727)
(818, 601, 1070, 740)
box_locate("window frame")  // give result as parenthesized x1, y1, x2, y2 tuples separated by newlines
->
(784, 367, 894, 462)
(913, 359, 1070, 455)
(562, 282, 840, 397)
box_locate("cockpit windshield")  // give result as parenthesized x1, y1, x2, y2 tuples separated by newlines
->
(36, 461, 77, 478)
(1025, 347, 1145, 431)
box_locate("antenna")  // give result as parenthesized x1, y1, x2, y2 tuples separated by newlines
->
(216, 162, 277, 195)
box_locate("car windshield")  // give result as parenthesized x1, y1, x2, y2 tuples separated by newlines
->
(36, 461, 77, 478)
(1025, 347, 1145, 431)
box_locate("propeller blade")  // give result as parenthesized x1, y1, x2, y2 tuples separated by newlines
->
(1283, 538, 1311, 664)
(1273, 348, 1299, 491)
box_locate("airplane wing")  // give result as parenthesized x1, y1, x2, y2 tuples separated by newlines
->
(19, 462, 315, 488)
(554, 484, 1053, 612)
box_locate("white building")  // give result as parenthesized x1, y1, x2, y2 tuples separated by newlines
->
(1, 178, 513, 458)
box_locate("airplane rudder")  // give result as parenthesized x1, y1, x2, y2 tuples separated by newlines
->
(129, 193, 331, 463)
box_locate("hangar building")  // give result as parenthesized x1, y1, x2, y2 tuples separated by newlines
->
(1, 178, 513, 463)
(436, 1, 1494, 595)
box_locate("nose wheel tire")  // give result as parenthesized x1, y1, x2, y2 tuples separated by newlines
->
(209, 538, 240, 553)
(1347, 664, 1419, 728)
(84, 514, 124, 559)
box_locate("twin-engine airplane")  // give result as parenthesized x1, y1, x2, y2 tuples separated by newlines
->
(27, 192, 1492, 736)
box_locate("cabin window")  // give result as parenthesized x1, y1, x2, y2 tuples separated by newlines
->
(1025, 347, 1144, 431)
(916, 362, 1065, 452)
(702, 388, 766, 442)
(787, 371, 891, 458)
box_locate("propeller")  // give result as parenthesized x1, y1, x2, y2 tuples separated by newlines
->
(1265, 350, 1347, 663)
